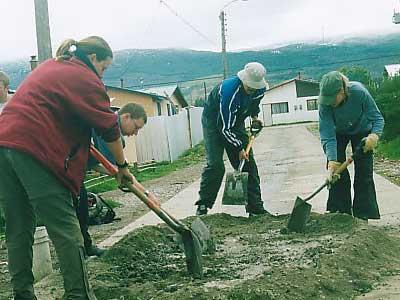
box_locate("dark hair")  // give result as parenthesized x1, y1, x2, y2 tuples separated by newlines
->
(55, 36, 113, 62)
(118, 103, 147, 123)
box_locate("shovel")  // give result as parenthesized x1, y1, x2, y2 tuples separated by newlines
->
(287, 140, 365, 233)
(89, 145, 209, 278)
(222, 134, 255, 205)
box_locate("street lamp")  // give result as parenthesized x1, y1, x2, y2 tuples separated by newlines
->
(219, 0, 248, 79)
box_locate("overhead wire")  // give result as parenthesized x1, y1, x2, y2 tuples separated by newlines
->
(112, 52, 400, 89)
(159, 0, 217, 47)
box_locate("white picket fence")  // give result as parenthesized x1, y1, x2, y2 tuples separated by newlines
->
(135, 107, 204, 163)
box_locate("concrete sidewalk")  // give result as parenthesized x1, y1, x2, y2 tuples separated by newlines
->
(101, 123, 400, 248)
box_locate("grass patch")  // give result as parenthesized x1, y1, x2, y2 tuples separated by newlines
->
(102, 198, 122, 209)
(87, 142, 205, 194)
(376, 137, 400, 160)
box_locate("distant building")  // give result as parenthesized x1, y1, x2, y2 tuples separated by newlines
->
(106, 85, 170, 117)
(105, 84, 190, 163)
(138, 85, 188, 115)
(383, 64, 400, 78)
(259, 78, 320, 126)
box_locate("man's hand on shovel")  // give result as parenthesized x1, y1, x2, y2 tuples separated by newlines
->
(239, 149, 249, 161)
(116, 165, 135, 186)
(120, 176, 161, 207)
(326, 161, 341, 189)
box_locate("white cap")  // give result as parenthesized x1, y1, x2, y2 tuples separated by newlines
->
(237, 62, 268, 90)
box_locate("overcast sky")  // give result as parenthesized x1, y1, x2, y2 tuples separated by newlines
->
(1, 0, 400, 62)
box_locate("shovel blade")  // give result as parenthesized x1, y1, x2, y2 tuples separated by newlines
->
(222, 171, 248, 205)
(191, 217, 215, 254)
(180, 229, 203, 278)
(287, 196, 312, 233)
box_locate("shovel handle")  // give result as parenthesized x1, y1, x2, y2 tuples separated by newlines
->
(89, 145, 188, 234)
(238, 135, 256, 172)
(303, 141, 365, 202)
(332, 138, 366, 176)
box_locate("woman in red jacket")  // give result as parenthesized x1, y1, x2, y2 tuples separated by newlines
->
(0, 36, 134, 300)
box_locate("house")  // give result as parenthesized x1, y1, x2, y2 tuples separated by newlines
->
(138, 85, 188, 115)
(383, 64, 400, 78)
(259, 78, 320, 126)
(106, 85, 169, 117)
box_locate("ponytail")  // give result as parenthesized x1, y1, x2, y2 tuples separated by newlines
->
(55, 39, 78, 62)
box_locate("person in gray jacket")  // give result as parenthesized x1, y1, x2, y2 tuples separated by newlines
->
(318, 71, 384, 220)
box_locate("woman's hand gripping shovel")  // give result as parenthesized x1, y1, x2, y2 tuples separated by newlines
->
(286, 139, 366, 233)
(89, 145, 211, 279)
(222, 123, 262, 205)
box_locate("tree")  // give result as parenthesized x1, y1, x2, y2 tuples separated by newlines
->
(339, 66, 378, 96)
(375, 76, 400, 141)
(339, 66, 372, 86)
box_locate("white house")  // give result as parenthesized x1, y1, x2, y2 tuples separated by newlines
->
(259, 78, 320, 126)
(384, 64, 400, 78)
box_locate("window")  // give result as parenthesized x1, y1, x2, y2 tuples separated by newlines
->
(307, 99, 318, 111)
(157, 102, 162, 116)
(271, 102, 289, 114)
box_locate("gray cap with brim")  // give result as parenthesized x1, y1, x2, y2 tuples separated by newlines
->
(318, 71, 343, 106)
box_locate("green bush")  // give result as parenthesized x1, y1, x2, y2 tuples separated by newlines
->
(0, 209, 5, 237)
(375, 77, 400, 141)
(377, 136, 400, 160)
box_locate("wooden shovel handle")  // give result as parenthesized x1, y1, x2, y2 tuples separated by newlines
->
(245, 135, 255, 155)
(89, 145, 187, 233)
(333, 140, 365, 176)
(334, 157, 354, 175)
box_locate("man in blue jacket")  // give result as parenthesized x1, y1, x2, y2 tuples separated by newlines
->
(195, 62, 268, 216)
(318, 71, 384, 220)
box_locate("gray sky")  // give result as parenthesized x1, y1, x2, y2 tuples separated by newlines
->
(1, 0, 399, 62)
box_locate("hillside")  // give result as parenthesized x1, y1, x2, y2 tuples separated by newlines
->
(2, 33, 400, 103)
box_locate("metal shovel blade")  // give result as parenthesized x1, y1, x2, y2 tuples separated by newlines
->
(179, 227, 203, 278)
(287, 196, 312, 233)
(190, 217, 215, 254)
(222, 170, 249, 205)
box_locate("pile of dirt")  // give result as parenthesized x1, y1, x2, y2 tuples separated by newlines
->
(88, 213, 400, 300)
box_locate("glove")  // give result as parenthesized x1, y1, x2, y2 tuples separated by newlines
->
(250, 119, 263, 135)
(363, 133, 379, 153)
(327, 161, 341, 188)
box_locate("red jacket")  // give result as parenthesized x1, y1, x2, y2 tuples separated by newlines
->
(0, 58, 120, 196)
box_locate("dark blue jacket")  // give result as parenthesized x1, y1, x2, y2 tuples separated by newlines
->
(203, 76, 265, 150)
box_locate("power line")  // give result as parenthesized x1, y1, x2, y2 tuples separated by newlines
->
(123, 75, 223, 89)
(108, 52, 400, 89)
(114, 4, 163, 80)
(268, 53, 400, 73)
(159, 0, 217, 46)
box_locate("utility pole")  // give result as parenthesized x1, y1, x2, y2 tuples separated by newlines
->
(219, 11, 228, 79)
(203, 81, 207, 102)
(34, 0, 52, 63)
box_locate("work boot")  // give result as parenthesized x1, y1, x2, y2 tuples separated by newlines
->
(14, 295, 37, 300)
(246, 205, 268, 217)
(85, 244, 106, 257)
(196, 204, 208, 216)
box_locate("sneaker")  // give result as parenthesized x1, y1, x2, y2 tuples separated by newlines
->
(196, 204, 208, 216)
(86, 244, 106, 257)
(247, 206, 268, 217)
(14, 296, 37, 300)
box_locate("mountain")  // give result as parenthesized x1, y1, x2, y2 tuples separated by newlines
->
(2, 33, 400, 103)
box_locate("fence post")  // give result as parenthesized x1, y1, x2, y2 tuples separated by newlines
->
(186, 107, 193, 148)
